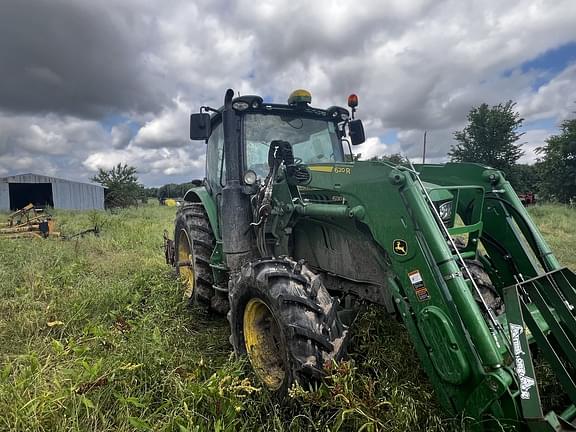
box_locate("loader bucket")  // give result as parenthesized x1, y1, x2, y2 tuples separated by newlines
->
(502, 267, 576, 430)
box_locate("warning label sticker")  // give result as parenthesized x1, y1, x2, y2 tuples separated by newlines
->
(408, 270, 430, 301)
(409, 271, 423, 284)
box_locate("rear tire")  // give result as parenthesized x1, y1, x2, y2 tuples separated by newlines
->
(228, 258, 348, 397)
(174, 203, 223, 310)
(465, 260, 504, 315)
(451, 238, 504, 315)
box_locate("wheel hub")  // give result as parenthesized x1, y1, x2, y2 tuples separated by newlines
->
(243, 298, 286, 390)
(177, 229, 194, 299)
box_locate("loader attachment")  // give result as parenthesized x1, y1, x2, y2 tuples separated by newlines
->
(503, 267, 576, 430)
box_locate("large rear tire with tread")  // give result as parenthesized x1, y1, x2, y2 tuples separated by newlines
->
(452, 238, 504, 315)
(465, 259, 504, 315)
(174, 203, 224, 311)
(228, 257, 348, 397)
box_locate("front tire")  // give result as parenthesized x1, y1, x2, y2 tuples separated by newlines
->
(228, 258, 348, 397)
(174, 203, 222, 310)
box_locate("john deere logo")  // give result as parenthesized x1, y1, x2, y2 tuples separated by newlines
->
(393, 239, 407, 256)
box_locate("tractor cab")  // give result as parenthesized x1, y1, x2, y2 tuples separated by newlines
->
(190, 90, 365, 190)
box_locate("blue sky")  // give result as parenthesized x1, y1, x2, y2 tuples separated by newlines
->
(501, 41, 576, 92)
(101, 114, 141, 135)
(521, 41, 576, 75)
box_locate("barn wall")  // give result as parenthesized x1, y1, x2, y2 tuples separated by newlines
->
(0, 174, 104, 210)
(0, 183, 9, 211)
(52, 180, 105, 210)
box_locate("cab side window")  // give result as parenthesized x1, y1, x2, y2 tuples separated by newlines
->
(206, 122, 225, 190)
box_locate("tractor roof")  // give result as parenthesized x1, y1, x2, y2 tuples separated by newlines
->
(211, 93, 350, 124)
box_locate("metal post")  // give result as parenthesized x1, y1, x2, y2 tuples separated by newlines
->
(422, 131, 427, 164)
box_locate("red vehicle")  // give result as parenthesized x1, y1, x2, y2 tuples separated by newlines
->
(518, 192, 536, 205)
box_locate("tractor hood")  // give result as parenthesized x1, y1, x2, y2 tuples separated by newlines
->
(300, 162, 455, 226)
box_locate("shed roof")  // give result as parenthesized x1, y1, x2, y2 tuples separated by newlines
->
(0, 173, 104, 188)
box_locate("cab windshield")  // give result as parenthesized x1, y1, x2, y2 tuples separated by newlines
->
(244, 113, 344, 177)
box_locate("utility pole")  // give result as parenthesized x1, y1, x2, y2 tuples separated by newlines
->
(422, 131, 427, 164)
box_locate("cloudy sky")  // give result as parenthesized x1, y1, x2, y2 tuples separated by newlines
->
(1, 0, 575, 186)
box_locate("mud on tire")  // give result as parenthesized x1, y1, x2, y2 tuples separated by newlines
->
(174, 203, 227, 312)
(228, 257, 348, 397)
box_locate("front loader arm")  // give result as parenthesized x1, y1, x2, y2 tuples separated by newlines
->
(267, 162, 511, 419)
(267, 160, 576, 429)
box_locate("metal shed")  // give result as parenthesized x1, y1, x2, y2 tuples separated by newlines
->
(0, 173, 104, 211)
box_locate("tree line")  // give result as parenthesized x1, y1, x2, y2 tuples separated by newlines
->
(364, 102, 575, 202)
(92, 104, 576, 207)
(89, 163, 199, 208)
(447, 101, 575, 203)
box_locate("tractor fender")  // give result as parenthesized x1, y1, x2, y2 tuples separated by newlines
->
(183, 186, 220, 240)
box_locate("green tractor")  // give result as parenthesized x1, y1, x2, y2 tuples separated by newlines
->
(165, 88, 576, 430)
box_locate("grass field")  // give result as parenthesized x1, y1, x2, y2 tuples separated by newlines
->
(0, 204, 574, 431)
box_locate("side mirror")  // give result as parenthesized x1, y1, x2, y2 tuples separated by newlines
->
(348, 119, 365, 145)
(190, 113, 212, 140)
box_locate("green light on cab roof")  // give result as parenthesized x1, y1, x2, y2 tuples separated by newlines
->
(288, 89, 312, 105)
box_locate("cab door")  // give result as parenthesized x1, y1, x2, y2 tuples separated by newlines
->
(206, 121, 225, 194)
(205, 120, 227, 232)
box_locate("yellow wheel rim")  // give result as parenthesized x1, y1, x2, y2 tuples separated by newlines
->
(177, 229, 194, 299)
(243, 298, 286, 390)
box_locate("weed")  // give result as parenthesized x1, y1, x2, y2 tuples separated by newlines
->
(0, 204, 574, 431)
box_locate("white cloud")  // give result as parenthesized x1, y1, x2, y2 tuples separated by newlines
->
(518, 64, 576, 122)
(0, 114, 106, 157)
(83, 146, 205, 184)
(2, 0, 576, 184)
(357, 137, 392, 160)
(131, 97, 190, 149)
(518, 129, 550, 164)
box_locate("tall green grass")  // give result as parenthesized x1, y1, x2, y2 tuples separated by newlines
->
(0, 204, 573, 431)
(528, 205, 576, 270)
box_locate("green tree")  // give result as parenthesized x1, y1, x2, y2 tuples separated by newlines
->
(143, 186, 159, 198)
(371, 153, 407, 165)
(158, 183, 176, 200)
(91, 163, 143, 208)
(512, 163, 540, 193)
(449, 101, 524, 181)
(157, 182, 196, 200)
(354, 153, 407, 164)
(536, 118, 576, 203)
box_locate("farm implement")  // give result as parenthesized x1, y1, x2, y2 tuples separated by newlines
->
(164, 88, 576, 430)
(0, 203, 59, 239)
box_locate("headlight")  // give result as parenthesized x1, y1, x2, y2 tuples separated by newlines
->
(243, 170, 257, 185)
(438, 201, 452, 222)
(232, 101, 249, 111)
